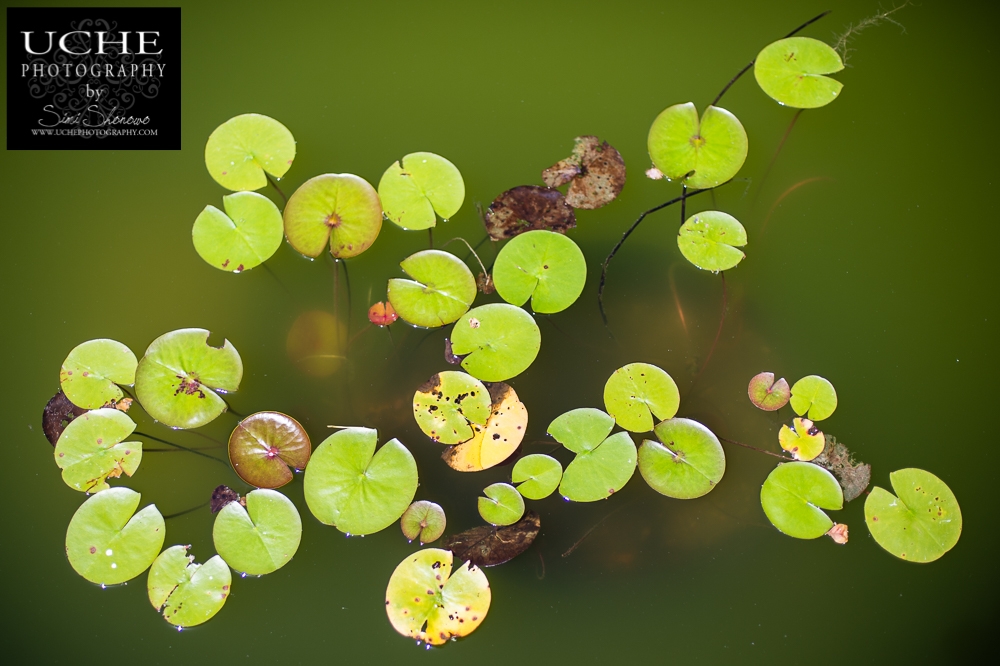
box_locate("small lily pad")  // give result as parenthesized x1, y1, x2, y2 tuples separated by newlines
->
(387, 250, 477, 328)
(677, 211, 747, 271)
(213, 488, 301, 575)
(748, 372, 791, 411)
(647, 103, 748, 190)
(378, 152, 465, 230)
(400, 501, 447, 544)
(603, 363, 680, 433)
(760, 462, 843, 539)
(865, 468, 962, 563)
(778, 418, 825, 461)
(148, 545, 231, 627)
(192, 191, 283, 273)
(368, 301, 398, 326)
(54, 408, 142, 493)
(283, 173, 382, 259)
(450, 304, 541, 382)
(228, 411, 311, 489)
(442, 382, 527, 472)
(542, 136, 626, 209)
(205, 113, 295, 191)
(412, 371, 492, 445)
(492, 230, 587, 314)
(484, 186, 576, 241)
(285, 310, 346, 378)
(790, 375, 838, 421)
(478, 483, 525, 526)
(444, 511, 541, 567)
(511, 454, 563, 500)
(550, 409, 636, 502)
(66, 487, 165, 585)
(638, 418, 725, 499)
(754, 37, 845, 109)
(60, 339, 137, 409)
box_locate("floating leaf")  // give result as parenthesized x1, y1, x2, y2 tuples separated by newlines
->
(444, 511, 541, 567)
(790, 375, 838, 421)
(148, 545, 231, 627)
(450, 304, 541, 382)
(304, 427, 418, 535)
(492, 230, 587, 314)
(205, 113, 295, 191)
(748, 372, 791, 411)
(412, 371, 491, 445)
(778, 418, 825, 461)
(42, 390, 88, 445)
(484, 186, 576, 241)
(550, 408, 637, 502)
(286, 310, 346, 378)
(754, 37, 845, 109)
(478, 483, 525, 526)
(283, 173, 382, 259)
(135, 328, 243, 429)
(511, 454, 563, 500)
(647, 102, 748, 190)
(378, 152, 465, 230)
(865, 468, 962, 563)
(54, 408, 142, 493)
(603, 363, 680, 433)
(549, 407, 614, 453)
(385, 548, 491, 646)
(213, 488, 301, 575)
(192, 192, 283, 273)
(677, 211, 747, 272)
(210, 485, 242, 513)
(443, 382, 527, 472)
(827, 523, 849, 544)
(65, 487, 165, 585)
(542, 136, 626, 209)
(639, 418, 725, 499)
(760, 462, 843, 539)
(400, 501, 447, 544)
(228, 411, 311, 489)
(813, 434, 870, 502)
(387, 250, 477, 328)
(60, 339, 137, 409)
(368, 301, 398, 326)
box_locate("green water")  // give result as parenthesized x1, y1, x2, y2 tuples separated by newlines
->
(3, 0, 997, 662)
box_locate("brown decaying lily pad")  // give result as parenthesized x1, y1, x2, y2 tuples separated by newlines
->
(211, 485, 243, 513)
(813, 434, 871, 502)
(42, 390, 88, 446)
(484, 186, 576, 241)
(228, 411, 312, 489)
(441, 382, 527, 472)
(443, 510, 541, 567)
(542, 136, 626, 210)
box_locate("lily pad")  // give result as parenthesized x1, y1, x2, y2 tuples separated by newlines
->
(542, 135, 626, 209)
(790, 375, 838, 421)
(228, 411, 311, 489)
(444, 511, 541, 567)
(677, 211, 747, 272)
(65, 487, 165, 585)
(638, 418, 725, 499)
(387, 250, 477, 328)
(304, 427, 418, 535)
(385, 548, 491, 646)
(647, 102, 748, 190)
(492, 230, 587, 314)
(148, 545, 231, 627)
(604, 363, 680, 433)
(865, 468, 962, 563)
(748, 372, 791, 411)
(283, 173, 382, 259)
(54, 408, 142, 493)
(400, 501, 447, 544)
(378, 152, 465, 230)
(450, 304, 541, 382)
(368, 301, 398, 326)
(412, 371, 492, 445)
(550, 408, 637, 502)
(778, 418, 825, 461)
(192, 191, 283, 273)
(213, 488, 301, 575)
(484, 186, 576, 241)
(286, 310, 346, 378)
(511, 454, 563, 500)
(478, 483, 525, 526)
(60, 339, 137, 409)
(205, 113, 295, 191)
(754, 37, 845, 109)
(42, 390, 88, 445)
(442, 382, 527, 472)
(134, 328, 243, 429)
(760, 462, 843, 539)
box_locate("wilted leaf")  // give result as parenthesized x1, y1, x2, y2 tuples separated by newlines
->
(484, 186, 576, 241)
(812, 434, 870, 502)
(542, 136, 626, 209)
(826, 523, 849, 545)
(42, 390, 88, 446)
(401, 501, 447, 544)
(778, 418, 825, 461)
(444, 511, 541, 567)
(210, 485, 242, 513)
(368, 301, 398, 326)
(442, 382, 527, 472)
(748, 372, 791, 411)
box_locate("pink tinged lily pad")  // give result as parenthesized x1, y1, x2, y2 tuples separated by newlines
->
(748, 372, 791, 411)
(283, 173, 383, 259)
(229, 411, 311, 489)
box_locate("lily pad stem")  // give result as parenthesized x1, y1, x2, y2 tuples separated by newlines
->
(442, 237, 489, 278)
(689, 271, 727, 391)
(266, 172, 287, 205)
(718, 436, 793, 461)
(135, 431, 230, 467)
(162, 500, 210, 520)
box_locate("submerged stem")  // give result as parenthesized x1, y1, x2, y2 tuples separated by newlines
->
(690, 272, 727, 390)
(162, 500, 210, 520)
(442, 237, 489, 277)
(135, 431, 230, 466)
(719, 436, 793, 461)
(266, 173, 287, 205)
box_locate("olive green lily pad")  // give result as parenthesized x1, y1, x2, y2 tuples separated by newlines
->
(677, 211, 747, 272)
(639, 418, 725, 499)
(478, 483, 525, 526)
(400, 501, 447, 544)
(412, 371, 491, 445)
(303, 427, 418, 536)
(492, 230, 587, 314)
(760, 462, 843, 539)
(205, 113, 295, 191)
(450, 304, 541, 382)
(754, 37, 844, 109)
(865, 468, 962, 563)
(378, 152, 465, 230)
(748, 372, 791, 411)
(511, 454, 563, 500)
(229, 411, 311, 489)
(60, 339, 137, 409)
(55, 408, 142, 493)
(778, 418, 825, 461)
(66, 487, 165, 585)
(790, 375, 838, 421)
(385, 548, 491, 646)
(604, 363, 680, 433)
(148, 545, 231, 627)
(283, 173, 382, 259)
(647, 102, 748, 190)
(192, 191, 283, 273)
(134, 329, 243, 429)
(550, 408, 636, 502)
(387, 250, 477, 328)
(213, 488, 301, 575)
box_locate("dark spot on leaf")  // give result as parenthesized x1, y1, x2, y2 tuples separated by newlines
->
(443, 511, 541, 567)
(89, 546, 96, 554)
(484, 186, 576, 240)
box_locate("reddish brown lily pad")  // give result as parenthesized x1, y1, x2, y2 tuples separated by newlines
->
(228, 411, 312, 489)
(368, 301, 398, 327)
(484, 186, 576, 241)
(542, 136, 626, 210)
(400, 500, 447, 544)
(748, 372, 791, 411)
(443, 510, 541, 567)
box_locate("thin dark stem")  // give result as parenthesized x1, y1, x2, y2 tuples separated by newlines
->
(752, 108, 804, 208)
(266, 173, 287, 205)
(690, 272, 727, 390)
(222, 398, 246, 420)
(135, 431, 230, 466)
(163, 500, 210, 520)
(332, 255, 340, 332)
(262, 262, 295, 300)
(442, 237, 489, 276)
(188, 430, 226, 448)
(680, 184, 688, 223)
(146, 445, 221, 452)
(341, 260, 352, 336)
(428, 228, 434, 249)
(562, 501, 635, 557)
(719, 436, 793, 461)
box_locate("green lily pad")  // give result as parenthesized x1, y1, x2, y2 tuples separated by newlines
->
(148, 545, 231, 627)
(412, 371, 491, 445)
(550, 409, 636, 502)
(603, 363, 680, 433)
(303, 427, 418, 536)
(511, 454, 563, 500)
(450, 304, 541, 382)
(54, 408, 142, 493)
(213, 488, 301, 576)
(60, 339, 137, 409)
(66, 487, 165, 585)
(228, 411, 311, 489)
(378, 152, 465, 231)
(754, 37, 845, 109)
(400, 501, 447, 544)
(638, 418, 725, 499)
(134, 328, 243, 429)
(778, 418, 825, 461)
(492, 230, 587, 314)
(748, 372, 791, 411)
(283, 173, 382, 259)
(760, 462, 843, 539)
(387, 250, 477, 328)
(205, 113, 295, 191)
(385, 548, 491, 646)
(478, 483, 525, 526)
(677, 211, 747, 272)
(192, 191, 283, 273)
(865, 469, 962, 563)
(790, 375, 838, 421)
(647, 102, 748, 190)
(548, 407, 614, 453)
